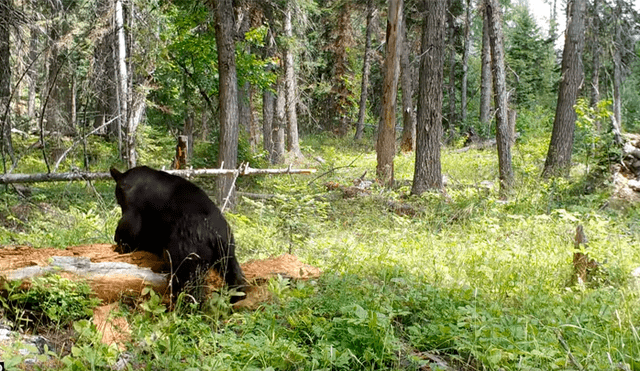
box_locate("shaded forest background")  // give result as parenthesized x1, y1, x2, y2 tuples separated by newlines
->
(0, 0, 639, 196)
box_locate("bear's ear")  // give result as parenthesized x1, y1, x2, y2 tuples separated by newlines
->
(110, 167, 124, 182)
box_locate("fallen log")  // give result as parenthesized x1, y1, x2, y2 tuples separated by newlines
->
(0, 244, 322, 307)
(0, 164, 316, 184)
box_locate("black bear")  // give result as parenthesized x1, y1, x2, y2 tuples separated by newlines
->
(110, 166, 246, 301)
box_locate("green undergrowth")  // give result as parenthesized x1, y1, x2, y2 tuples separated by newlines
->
(1, 123, 640, 370)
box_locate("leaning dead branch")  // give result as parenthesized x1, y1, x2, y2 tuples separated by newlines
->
(0, 164, 316, 185)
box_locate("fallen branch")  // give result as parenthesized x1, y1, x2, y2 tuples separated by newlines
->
(0, 165, 316, 184)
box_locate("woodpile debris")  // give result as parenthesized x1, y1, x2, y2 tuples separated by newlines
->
(611, 133, 640, 206)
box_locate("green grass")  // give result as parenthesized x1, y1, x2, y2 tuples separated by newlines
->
(1, 122, 640, 370)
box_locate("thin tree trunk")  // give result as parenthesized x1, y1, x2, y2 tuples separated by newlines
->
(480, 5, 492, 130)
(399, 15, 416, 152)
(446, 0, 456, 140)
(542, 0, 586, 178)
(115, 0, 131, 167)
(332, 2, 354, 137)
(239, 81, 258, 151)
(45, 18, 60, 133)
(589, 0, 600, 108)
(262, 27, 276, 157)
(355, 0, 375, 141)
(70, 75, 77, 129)
(485, 0, 514, 195)
(184, 112, 194, 160)
(263, 87, 274, 156)
(284, 7, 303, 159)
(461, 0, 472, 124)
(215, 0, 240, 207)
(272, 75, 286, 164)
(376, 0, 402, 187)
(0, 0, 14, 166)
(411, 0, 445, 195)
(27, 20, 38, 119)
(612, 0, 622, 135)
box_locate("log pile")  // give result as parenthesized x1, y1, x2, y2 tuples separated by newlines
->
(621, 134, 640, 190)
(611, 133, 640, 206)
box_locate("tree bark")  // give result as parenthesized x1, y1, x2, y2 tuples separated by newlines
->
(612, 0, 622, 133)
(399, 15, 416, 153)
(485, 0, 514, 195)
(27, 18, 39, 119)
(411, 0, 445, 195)
(239, 81, 258, 151)
(331, 2, 354, 137)
(44, 6, 62, 134)
(461, 0, 472, 124)
(0, 0, 14, 167)
(263, 87, 275, 156)
(376, 0, 402, 187)
(446, 0, 456, 140)
(215, 0, 240, 207)
(284, 7, 303, 159)
(272, 75, 286, 164)
(542, 0, 586, 178)
(480, 5, 492, 131)
(262, 27, 276, 158)
(354, 0, 375, 141)
(588, 0, 600, 108)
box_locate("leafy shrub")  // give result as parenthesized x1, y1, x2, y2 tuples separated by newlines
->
(2, 274, 101, 329)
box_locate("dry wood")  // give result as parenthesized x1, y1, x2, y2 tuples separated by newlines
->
(0, 164, 316, 184)
(572, 224, 598, 285)
(172, 135, 188, 170)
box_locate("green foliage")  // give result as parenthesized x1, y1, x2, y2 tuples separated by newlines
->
(505, 4, 557, 109)
(2, 274, 101, 329)
(574, 98, 621, 180)
(60, 319, 121, 370)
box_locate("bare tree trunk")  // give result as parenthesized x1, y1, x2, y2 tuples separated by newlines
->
(115, 0, 131, 167)
(480, 5, 492, 131)
(589, 0, 601, 108)
(215, 0, 240, 207)
(70, 75, 77, 129)
(184, 112, 194, 160)
(612, 0, 622, 134)
(485, 0, 514, 196)
(239, 81, 258, 151)
(354, 0, 375, 141)
(376, 0, 402, 187)
(284, 7, 303, 159)
(263, 87, 274, 156)
(272, 75, 286, 164)
(411, 0, 445, 195)
(399, 15, 416, 152)
(27, 20, 39, 119)
(542, 0, 586, 178)
(330, 2, 354, 137)
(0, 0, 14, 167)
(446, 0, 456, 140)
(461, 0, 472, 124)
(262, 28, 276, 158)
(44, 15, 61, 134)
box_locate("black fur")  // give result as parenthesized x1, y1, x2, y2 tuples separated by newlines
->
(110, 166, 246, 301)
